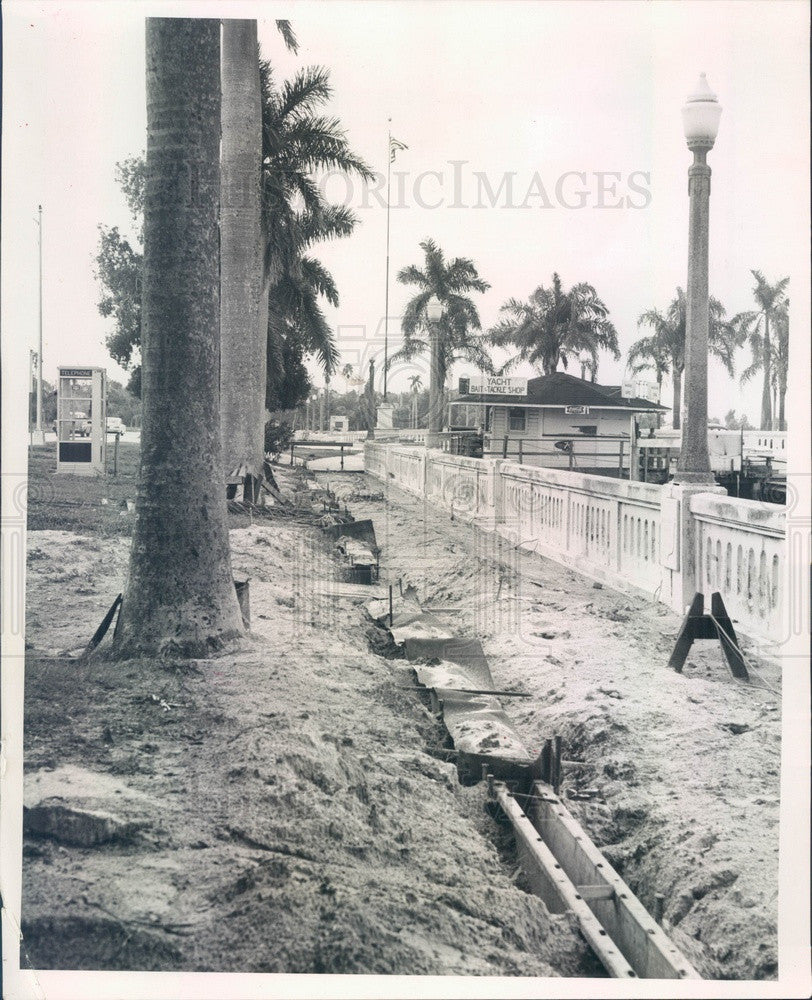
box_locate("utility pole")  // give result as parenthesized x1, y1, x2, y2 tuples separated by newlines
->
(35, 205, 45, 444)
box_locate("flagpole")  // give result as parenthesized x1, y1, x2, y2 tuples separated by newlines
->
(383, 125, 392, 400)
(36, 204, 44, 445)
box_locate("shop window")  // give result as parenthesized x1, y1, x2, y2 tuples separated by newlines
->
(508, 408, 526, 432)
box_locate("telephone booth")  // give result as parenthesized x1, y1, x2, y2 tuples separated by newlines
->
(56, 366, 107, 475)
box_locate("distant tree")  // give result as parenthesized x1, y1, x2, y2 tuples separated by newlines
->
(115, 156, 146, 240)
(94, 226, 142, 389)
(390, 239, 492, 396)
(30, 378, 57, 427)
(408, 372, 423, 428)
(113, 17, 243, 658)
(733, 271, 789, 431)
(106, 380, 141, 426)
(628, 288, 740, 430)
(724, 409, 754, 431)
(734, 290, 789, 431)
(489, 273, 620, 378)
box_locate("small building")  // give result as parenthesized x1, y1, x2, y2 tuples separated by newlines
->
(454, 371, 667, 476)
(55, 365, 108, 476)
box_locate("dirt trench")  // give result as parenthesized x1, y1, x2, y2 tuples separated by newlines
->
(21, 484, 599, 978)
(325, 470, 781, 981)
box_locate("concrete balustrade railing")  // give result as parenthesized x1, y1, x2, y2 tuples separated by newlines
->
(364, 442, 789, 647)
(294, 430, 368, 443)
(741, 430, 787, 457)
(497, 461, 666, 595)
(689, 494, 785, 643)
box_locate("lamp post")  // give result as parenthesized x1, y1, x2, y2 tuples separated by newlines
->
(426, 294, 443, 449)
(674, 73, 721, 484)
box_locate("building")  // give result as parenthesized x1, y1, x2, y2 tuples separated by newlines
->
(454, 371, 667, 476)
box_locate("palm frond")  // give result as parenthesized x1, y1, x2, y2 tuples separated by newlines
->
(277, 66, 332, 121)
(299, 256, 339, 307)
(275, 20, 298, 53)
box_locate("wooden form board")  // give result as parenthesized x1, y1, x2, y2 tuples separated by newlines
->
(315, 582, 389, 599)
(521, 781, 700, 980)
(496, 785, 636, 979)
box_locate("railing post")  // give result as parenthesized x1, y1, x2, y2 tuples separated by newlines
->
(618, 439, 624, 478)
(492, 460, 504, 525)
(518, 438, 523, 465)
(502, 435, 508, 460)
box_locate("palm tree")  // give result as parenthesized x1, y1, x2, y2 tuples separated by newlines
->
(488, 273, 620, 379)
(740, 297, 789, 431)
(629, 288, 740, 430)
(389, 239, 493, 403)
(733, 272, 789, 430)
(114, 18, 243, 658)
(220, 19, 264, 496)
(408, 373, 423, 428)
(260, 61, 373, 395)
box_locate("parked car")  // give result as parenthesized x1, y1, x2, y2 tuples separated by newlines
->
(106, 416, 126, 435)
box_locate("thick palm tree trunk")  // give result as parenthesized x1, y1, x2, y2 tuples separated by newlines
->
(114, 18, 243, 658)
(220, 19, 265, 496)
(325, 377, 331, 431)
(672, 368, 682, 430)
(760, 315, 772, 430)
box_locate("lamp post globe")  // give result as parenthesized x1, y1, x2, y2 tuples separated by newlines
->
(682, 73, 722, 150)
(426, 295, 444, 448)
(426, 295, 443, 323)
(674, 74, 721, 484)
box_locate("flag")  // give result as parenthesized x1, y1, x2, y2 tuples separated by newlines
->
(389, 136, 408, 162)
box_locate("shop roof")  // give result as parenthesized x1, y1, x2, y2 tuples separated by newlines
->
(456, 371, 667, 411)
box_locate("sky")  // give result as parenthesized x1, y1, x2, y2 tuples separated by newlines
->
(2, 0, 809, 426)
